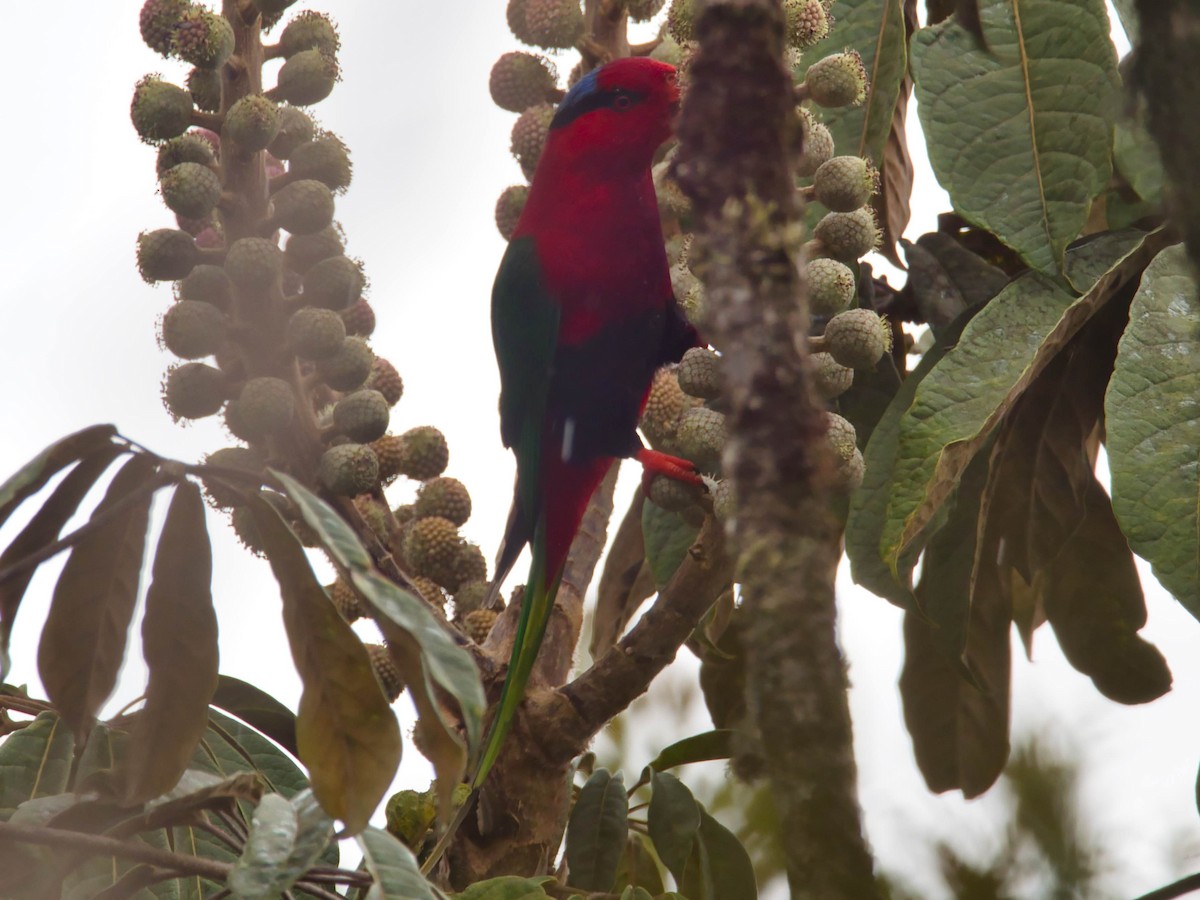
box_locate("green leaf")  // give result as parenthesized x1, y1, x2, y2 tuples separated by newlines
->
(911, 0, 1119, 273)
(122, 482, 219, 804)
(0, 445, 123, 681)
(647, 771, 700, 887)
(228, 794, 302, 898)
(0, 712, 74, 816)
(1114, 117, 1165, 208)
(453, 876, 555, 899)
(247, 494, 401, 834)
(37, 455, 157, 739)
(198, 710, 308, 799)
(211, 675, 298, 758)
(680, 810, 758, 900)
(615, 834, 665, 895)
(566, 768, 629, 892)
(647, 731, 733, 773)
(0, 425, 118, 531)
(1106, 243, 1200, 616)
(642, 501, 699, 588)
(356, 826, 438, 900)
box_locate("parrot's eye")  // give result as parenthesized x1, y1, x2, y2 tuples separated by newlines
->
(613, 94, 633, 110)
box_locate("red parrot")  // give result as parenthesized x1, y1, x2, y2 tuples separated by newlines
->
(478, 56, 700, 786)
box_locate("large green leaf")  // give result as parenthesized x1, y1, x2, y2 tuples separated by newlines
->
(211, 675, 297, 758)
(679, 809, 758, 900)
(0, 712, 74, 816)
(566, 768, 629, 892)
(356, 826, 438, 900)
(454, 876, 554, 899)
(1106, 243, 1200, 616)
(0, 425, 118, 531)
(642, 501, 699, 588)
(229, 792, 322, 898)
(198, 711, 308, 799)
(647, 731, 733, 773)
(647, 771, 700, 887)
(911, 0, 1119, 273)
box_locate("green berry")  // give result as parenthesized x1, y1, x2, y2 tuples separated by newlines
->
(640, 366, 694, 449)
(342, 299, 377, 338)
(813, 155, 878, 213)
(317, 336, 374, 390)
(784, 0, 831, 49)
(404, 516, 461, 586)
(319, 443, 380, 496)
(302, 255, 364, 309)
(201, 446, 267, 509)
(163, 362, 227, 420)
(365, 357, 403, 405)
(823, 309, 890, 369)
(177, 263, 233, 309)
(156, 133, 217, 177)
(131, 76, 194, 144)
(386, 788, 437, 850)
(366, 643, 405, 701)
(138, 228, 199, 282)
(454, 543, 488, 591)
(805, 51, 868, 108)
(796, 111, 835, 177)
(675, 407, 726, 473)
(140, 0, 192, 55)
(287, 135, 352, 192)
(269, 179, 335, 234)
(372, 435, 405, 483)
(667, 0, 695, 43)
(648, 473, 703, 513)
(712, 479, 735, 522)
(224, 237, 284, 292)
(414, 477, 472, 526)
(237, 377, 295, 435)
(489, 52, 557, 113)
(160, 162, 221, 219)
(230, 505, 268, 556)
(279, 11, 340, 58)
(186, 67, 222, 113)
(627, 0, 666, 22)
(813, 208, 878, 261)
(395, 426, 449, 481)
(454, 581, 490, 617)
(287, 306, 346, 359)
(522, 0, 585, 49)
(226, 95, 280, 151)
(511, 103, 555, 180)
(811, 351, 854, 400)
(285, 225, 344, 274)
(333, 390, 390, 442)
(825, 415, 864, 491)
(162, 299, 227, 359)
(676, 347, 722, 400)
(463, 605, 497, 643)
(269, 106, 315, 159)
(328, 577, 362, 622)
(172, 10, 234, 69)
(806, 257, 856, 317)
(495, 185, 529, 240)
(272, 49, 339, 106)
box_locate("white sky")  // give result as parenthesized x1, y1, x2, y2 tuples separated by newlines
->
(1, 3, 1194, 898)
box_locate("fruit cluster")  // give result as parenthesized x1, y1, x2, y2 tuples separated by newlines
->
(134, 0, 492, 678)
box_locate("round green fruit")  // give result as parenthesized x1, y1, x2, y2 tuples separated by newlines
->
(522, 0, 585, 50)
(226, 95, 281, 151)
(272, 49, 339, 106)
(333, 389, 390, 443)
(162, 299, 227, 359)
(489, 52, 557, 113)
(813, 155, 878, 213)
(224, 237, 284, 292)
(813, 208, 879, 262)
(138, 228, 199, 282)
(177, 263, 233, 309)
(804, 51, 868, 108)
(163, 362, 227, 420)
(270, 179, 335, 234)
(269, 106, 315, 159)
(414, 477, 472, 526)
(131, 76, 194, 144)
(287, 135, 352, 192)
(495, 185, 529, 240)
(287, 306, 346, 359)
(319, 443, 380, 496)
(237, 376, 295, 435)
(510, 103, 555, 180)
(160, 161, 222, 219)
(279, 11, 340, 58)
(823, 308, 890, 369)
(806, 257, 856, 317)
(302, 255, 365, 309)
(172, 10, 234, 70)
(317, 336, 374, 390)
(285, 225, 344, 274)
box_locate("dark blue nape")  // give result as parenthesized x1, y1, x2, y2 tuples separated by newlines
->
(551, 68, 603, 129)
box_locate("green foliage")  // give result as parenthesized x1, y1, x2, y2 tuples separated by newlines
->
(642, 500, 699, 587)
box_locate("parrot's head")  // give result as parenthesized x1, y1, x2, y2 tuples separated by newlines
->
(543, 57, 679, 176)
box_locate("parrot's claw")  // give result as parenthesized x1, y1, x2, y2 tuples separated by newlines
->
(636, 448, 705, 491)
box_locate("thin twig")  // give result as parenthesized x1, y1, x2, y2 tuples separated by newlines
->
(1134, 872, 1200, 900)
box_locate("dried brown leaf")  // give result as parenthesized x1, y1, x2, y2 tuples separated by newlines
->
(872, 0, 918, 265)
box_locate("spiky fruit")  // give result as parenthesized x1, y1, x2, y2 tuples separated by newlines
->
(177, 264, 233, 309)
(648, 473, 704, 513)
(285, 225, 344, 274)
(302, 255, 364, 309)
(172, 10, 234, 69)
(404, 517, 460, 585)
(464, 609, 498, 645)
(806, 257, 856, 317)
(163, 362, 226, 420)
(156, 133, 217, 176)
(365, 357, 403, 405)
(364, 644, 404, 701)
(317, 336, 374, 390)
(226, 95, 280, 151)
(319, 443, 379, 496)
(523, 0, 585, 49)
(490, 52, 557, 113)
(287, 135, 352, 191)
(823, 309, 890, 369)
(640, 366, 694, 448)
(712, 479, 735, 522)
(186, 67, 222, 113)
(397, 426, 449, 481)
(138, 229, 199, 282)
(287, 306, 345, 359)
(271, 49, 339, 106)
(386, 789, 437, 850)
(328, 578, 361, 621)
(269, 106, 315, 159)
(784, 0, 831, 49)
(411, 575, 447, 609)
(813, 155, 878, 213)
(511, 103, 555, 180)
(230, 505, 267, 556)
(280, 11, 340, 58)
(628, 0, 666, 21)
(454, 543, 488, 591)
(236, 377, 295, 435)
(506, 0, 531, 40)
(333, 390, 390, 442)
(454, 580, 489, 616)
(804, 51, 868, 108)
(342, 299, 377, 338)
(811, 351, 854, 400)
(677, 347, 722, 400)
(675, 407, 726, 473)
(132, 77, 194, 144)
(225, 237, 284, 292)
(159, 162, 221, 219)
(372, 436, 405, 483)
(200, 446, 265, 510)
(140, 0, 192, 55)
(813, 208, 878, 261)
(414, 477, 471, 526)
(270, 179, 335, 234)
(496, 185, 529, 240)
(667, 0, 695, 42)
(162, 299, 227, 359)
(796, 117, 835, 177)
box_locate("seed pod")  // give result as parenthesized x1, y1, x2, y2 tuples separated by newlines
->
(318, 443, 380, 496)
(138, 228, 199, 282)
(131, 76, 194, 144)
(272, 49, 339, 106)
(162, 299, 227, 359)
(226, 95, 281, 151)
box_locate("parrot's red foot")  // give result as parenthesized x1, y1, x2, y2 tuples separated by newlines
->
(636, 448, 704, 491)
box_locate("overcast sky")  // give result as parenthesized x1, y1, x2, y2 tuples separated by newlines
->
(1, 3, 1194, 897)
